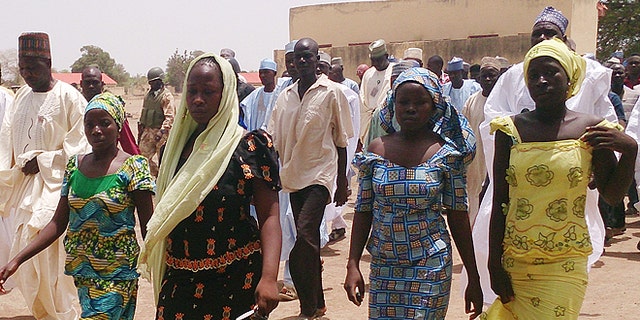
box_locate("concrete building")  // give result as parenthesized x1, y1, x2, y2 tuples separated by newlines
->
(276, 0, 599, 80)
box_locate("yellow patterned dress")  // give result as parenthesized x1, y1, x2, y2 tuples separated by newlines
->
(481, 116, 620, 320)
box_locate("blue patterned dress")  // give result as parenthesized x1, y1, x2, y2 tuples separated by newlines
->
(353, 148, 468, 320)
(62, 155, 155, 319)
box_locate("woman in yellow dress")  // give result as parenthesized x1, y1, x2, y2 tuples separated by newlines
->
(484, 38, 637, 319)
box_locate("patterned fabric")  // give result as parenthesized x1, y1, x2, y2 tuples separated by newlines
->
(74, 277, 138, 320)
(380, 67, 476, 168)
(61, 154, 154, 318)
(369, 251, 451, 319)
(63, 154, 154, 280)
(353, 149, 466, 319)
(156, 130, 280, 320)
(534, 6, 569, 35)
(139, 54, 245, 299)
(139, 127, 168, 177)
(86, 92, 126, 129)
(18, 32, 51, 59)
(0, 80, 89, 319)
(482, 116, 621, 320)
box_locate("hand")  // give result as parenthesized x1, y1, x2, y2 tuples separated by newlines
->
(489, 265, 514, 304)
(465, 277, 483, 319)
(344, 264, 365, 306)
(254, 278, 279, 317)
(334, 178, 349, 206)
(582, 126, 638, 155)
(0, 260, 19, 294)
(21, 157, 40, 175)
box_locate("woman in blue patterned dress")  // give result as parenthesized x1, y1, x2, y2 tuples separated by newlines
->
(0, 92, 155, 319)
(344, 68, 483, 319)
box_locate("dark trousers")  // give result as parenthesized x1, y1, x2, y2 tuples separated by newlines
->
(628, 179, 638, 208)
(289, 185, 329, 316)
(598, 196, 625, 229)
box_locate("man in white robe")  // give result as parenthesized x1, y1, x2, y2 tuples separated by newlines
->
(443, 57, 481, 112)
(0, 32, 87, 320)
(240, 58, 278, 131)
(622, 102, 640, 251)
(359, 39, 394, 143)
(0, 74, 15, 294)
(461, 57, 503, 226)
(324, 64, 361, 242)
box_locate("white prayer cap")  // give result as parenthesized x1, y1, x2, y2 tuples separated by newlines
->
(403, 48, 423, 62)
(259, 58, 277, 72)
(285, 40, 298, 54)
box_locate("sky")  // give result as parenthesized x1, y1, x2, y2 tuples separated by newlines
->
(1, 0, 368, 77)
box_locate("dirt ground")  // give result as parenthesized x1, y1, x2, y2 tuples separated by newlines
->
(1, 94, 639, 319)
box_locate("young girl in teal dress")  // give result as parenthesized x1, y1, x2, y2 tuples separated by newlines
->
(0, 92, 155, 319)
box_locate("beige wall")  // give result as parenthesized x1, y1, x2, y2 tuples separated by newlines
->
(289, 0, 598, 55)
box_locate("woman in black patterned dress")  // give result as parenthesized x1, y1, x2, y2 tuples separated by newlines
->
(139, 53, 281, 320)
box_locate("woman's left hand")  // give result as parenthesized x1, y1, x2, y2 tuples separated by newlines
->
(464, 277, 483, 319)
(582, 126, 638, 154)
(254, 278, 279, 317)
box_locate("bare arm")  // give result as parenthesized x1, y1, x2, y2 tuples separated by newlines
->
(447, 210, 483, 318)
(253, 179, 281, 316)
(0, 196, 70, 292)
(132, 190, 154, 239)
(334, 147, 348, 206)
(344, 209, 372, 306)
(488, 130, 514, 302)
(583, 126, 638, 204)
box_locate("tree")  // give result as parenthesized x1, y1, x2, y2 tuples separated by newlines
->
(597, 1, 640, 60)
(70, 45, 130, 84)
(165, 49, 204, 93)
(0, 49, 21, 86)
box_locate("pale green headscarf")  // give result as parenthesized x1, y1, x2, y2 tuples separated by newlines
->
(138, 53, 244, 301)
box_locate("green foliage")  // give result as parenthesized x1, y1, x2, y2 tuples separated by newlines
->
(598, 1, 640, 59)
(70, 45, 130, 84)
(166, 49, 203, 93)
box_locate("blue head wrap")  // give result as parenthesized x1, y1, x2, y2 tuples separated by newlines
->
(380, 67, 476, 165)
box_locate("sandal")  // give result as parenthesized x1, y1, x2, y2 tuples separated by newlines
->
(328, 228, 346, 243)
(278, 282, 298, 301)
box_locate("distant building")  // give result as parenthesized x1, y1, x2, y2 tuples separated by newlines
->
(52, 73, 118, 86)
(239, 72, 261, 87)
(275, 0, 598, 80)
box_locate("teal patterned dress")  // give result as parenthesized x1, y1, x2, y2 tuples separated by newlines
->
(62, 154, 155, 319)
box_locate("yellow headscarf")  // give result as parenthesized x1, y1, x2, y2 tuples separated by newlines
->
(138, 53, 245, 301)
(523, 37, 586, 99)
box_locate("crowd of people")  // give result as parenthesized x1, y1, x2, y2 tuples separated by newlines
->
(0, 5, 638, 320)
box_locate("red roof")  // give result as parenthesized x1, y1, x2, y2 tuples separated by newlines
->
(239, 72, 260, 86)
(52, 73, 118, 85)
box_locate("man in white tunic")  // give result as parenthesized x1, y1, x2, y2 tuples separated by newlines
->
(0, 32, 87, 320)
(240, 58, 279, 131)
(442, 57, 481, 112)
(0, 67, 15, 294)
(359, 39, 394, 143)
(461, 57, 503, 226)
